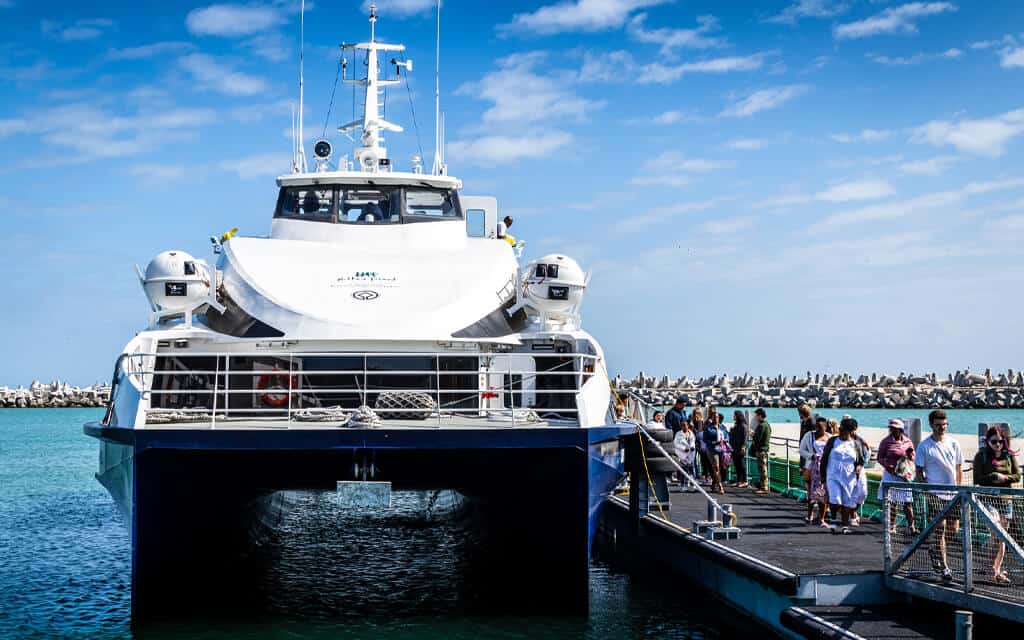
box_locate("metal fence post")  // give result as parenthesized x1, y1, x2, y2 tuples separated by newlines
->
(961, 493, 973, 593)
(785, 439, 791, 492)
(955, 610, 973, 640)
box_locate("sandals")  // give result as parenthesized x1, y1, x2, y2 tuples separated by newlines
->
(995, 571, 1012, 585)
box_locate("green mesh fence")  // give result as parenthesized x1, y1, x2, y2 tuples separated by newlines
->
(722, 451, 885, 520)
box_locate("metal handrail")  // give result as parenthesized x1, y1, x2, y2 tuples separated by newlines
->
(624, 392, 737, 530)
(881, 481, 1024, 618)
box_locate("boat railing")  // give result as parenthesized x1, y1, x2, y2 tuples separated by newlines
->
(109, 350, 601, 428)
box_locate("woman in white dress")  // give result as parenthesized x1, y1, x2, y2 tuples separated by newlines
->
(820, 418, 865, 534)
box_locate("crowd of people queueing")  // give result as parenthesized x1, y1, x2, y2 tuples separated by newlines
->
(644, 399, 1022, 582)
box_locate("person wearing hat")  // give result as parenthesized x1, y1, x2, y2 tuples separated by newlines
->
(877, 418, 917, 535)
(749, 408, 772, 494)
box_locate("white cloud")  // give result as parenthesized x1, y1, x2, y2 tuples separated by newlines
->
(0, 118, 29, 137)
(221, 152, 291, 179)
(1001, 47, 1024, 68)
(829, 128, 892, 143)
(700, 215, 756, 235)
(808, 177, 1024, 233)
(911, 107, 1024, 157)
(626, 13, 724, 54)
(2, 102, 216, 162)
(637, 53, 767, 84)
(446, 131, 574, 167)
(179, 53, 268, 96)
(984, 214, 1024, 235)
(363, 0, 437, 17)
(128, 164, 187, 186)
(500, 0, 670, 35)
(724, 137, 766, 150)
(652, 110, 686, 125)
(765, 0, 849, 25)
(867, 47, 962, 65)
(41, 18, 115, 42)
(186, 3, 284, 37)
(720, 84, 809, 118)
(630, 151, 733, 188)
(577, 50, 635, 82)
(106, 41, 194, 61)
(614, 198, 725, 232)
(456, 52, 601, 126)
(834, 2, 957, 40)
(898, 155, 959, 175)
(630, 174, 693, 187)
(816, 178, 895, 202)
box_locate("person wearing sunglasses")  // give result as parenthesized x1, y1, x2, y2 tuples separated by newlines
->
(974, 426, 1021, 585)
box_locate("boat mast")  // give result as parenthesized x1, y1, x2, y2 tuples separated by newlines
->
(293, 0, 308, 173)
(431, 0, 444, 176)
(339, 4, 406, 173)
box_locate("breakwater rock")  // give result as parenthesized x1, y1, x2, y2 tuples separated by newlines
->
(1, 380, 111, 408)
(617, 369, 1024, 409)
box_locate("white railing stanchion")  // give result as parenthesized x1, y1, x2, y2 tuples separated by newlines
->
(212, 356, 219, 430)
(224, 355, 230, 420)
(435, 355, 442, 428)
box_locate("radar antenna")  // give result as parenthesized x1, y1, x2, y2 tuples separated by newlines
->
(338, 4, 409, 173)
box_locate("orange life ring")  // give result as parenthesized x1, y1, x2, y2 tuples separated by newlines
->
(257, 372, 297, 407)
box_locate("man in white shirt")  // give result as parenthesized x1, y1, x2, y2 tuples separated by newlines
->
(914, 409, 963, 583)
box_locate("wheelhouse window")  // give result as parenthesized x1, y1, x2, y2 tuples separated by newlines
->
(275, 185, 462, 224)
(405, 189, 462, 220)
(340, 187, 400, 224)
(276, 187, 336, 222)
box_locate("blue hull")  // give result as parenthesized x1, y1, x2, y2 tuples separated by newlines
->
(85, 423, 633, 619)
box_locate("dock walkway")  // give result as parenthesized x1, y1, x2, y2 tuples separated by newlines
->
(658, 486, 886, 576)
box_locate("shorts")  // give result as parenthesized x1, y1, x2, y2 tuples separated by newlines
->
(976, 496, 1014, 522)
(925, 493, 962, 522)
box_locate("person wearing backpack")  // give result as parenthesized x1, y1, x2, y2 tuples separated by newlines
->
(820, 418, 864, 534)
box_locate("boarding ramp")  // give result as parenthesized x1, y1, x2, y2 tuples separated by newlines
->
(882, 481, 1024, 623)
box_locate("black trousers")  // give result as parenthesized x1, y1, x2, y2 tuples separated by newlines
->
(732, 452, 747, 483)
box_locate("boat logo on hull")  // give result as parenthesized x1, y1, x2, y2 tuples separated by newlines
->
(352, 290, 380, 301)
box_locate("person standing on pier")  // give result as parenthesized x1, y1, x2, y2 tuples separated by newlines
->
(664, 398, 689, 483)
(800, 416, 830, 526)
(821, 418, 864, 534)
(672, 420, 698, 492)
(702, 411, 727, 494)
(915, 409, 963, 584)
(750, 408, 772, 494)
(797, 404, 814, 469)
(877, 419, 917, 535)
(729, 411, 749, 488)
(973, 425, 1019, 585)
(665, 397, 689, 437)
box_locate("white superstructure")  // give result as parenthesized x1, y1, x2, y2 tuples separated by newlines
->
(113, 6, 614, 431)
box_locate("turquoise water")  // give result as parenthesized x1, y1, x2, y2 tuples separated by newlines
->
(717, 407, 1024, 434)
(0, 408, 743, 639)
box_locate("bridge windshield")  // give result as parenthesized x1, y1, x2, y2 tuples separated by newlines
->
(275, 185, 462, 224)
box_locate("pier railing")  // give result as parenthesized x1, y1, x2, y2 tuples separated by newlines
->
(882, 481, 1024, 622)
(623, 393, 739, 537)
(111, 351, 601, 428)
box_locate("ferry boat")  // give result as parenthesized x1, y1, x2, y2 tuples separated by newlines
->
(85, 5, 633, 618)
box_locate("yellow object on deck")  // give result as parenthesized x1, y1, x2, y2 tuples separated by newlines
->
(504, 233, 517, 246)
(220, 227, 239, 243)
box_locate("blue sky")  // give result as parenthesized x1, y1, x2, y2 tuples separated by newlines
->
(2, 0, 1024, 384)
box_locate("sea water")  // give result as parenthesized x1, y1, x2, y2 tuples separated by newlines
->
(721, 407, 1024, 434)
(0, 408, 746, 639)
